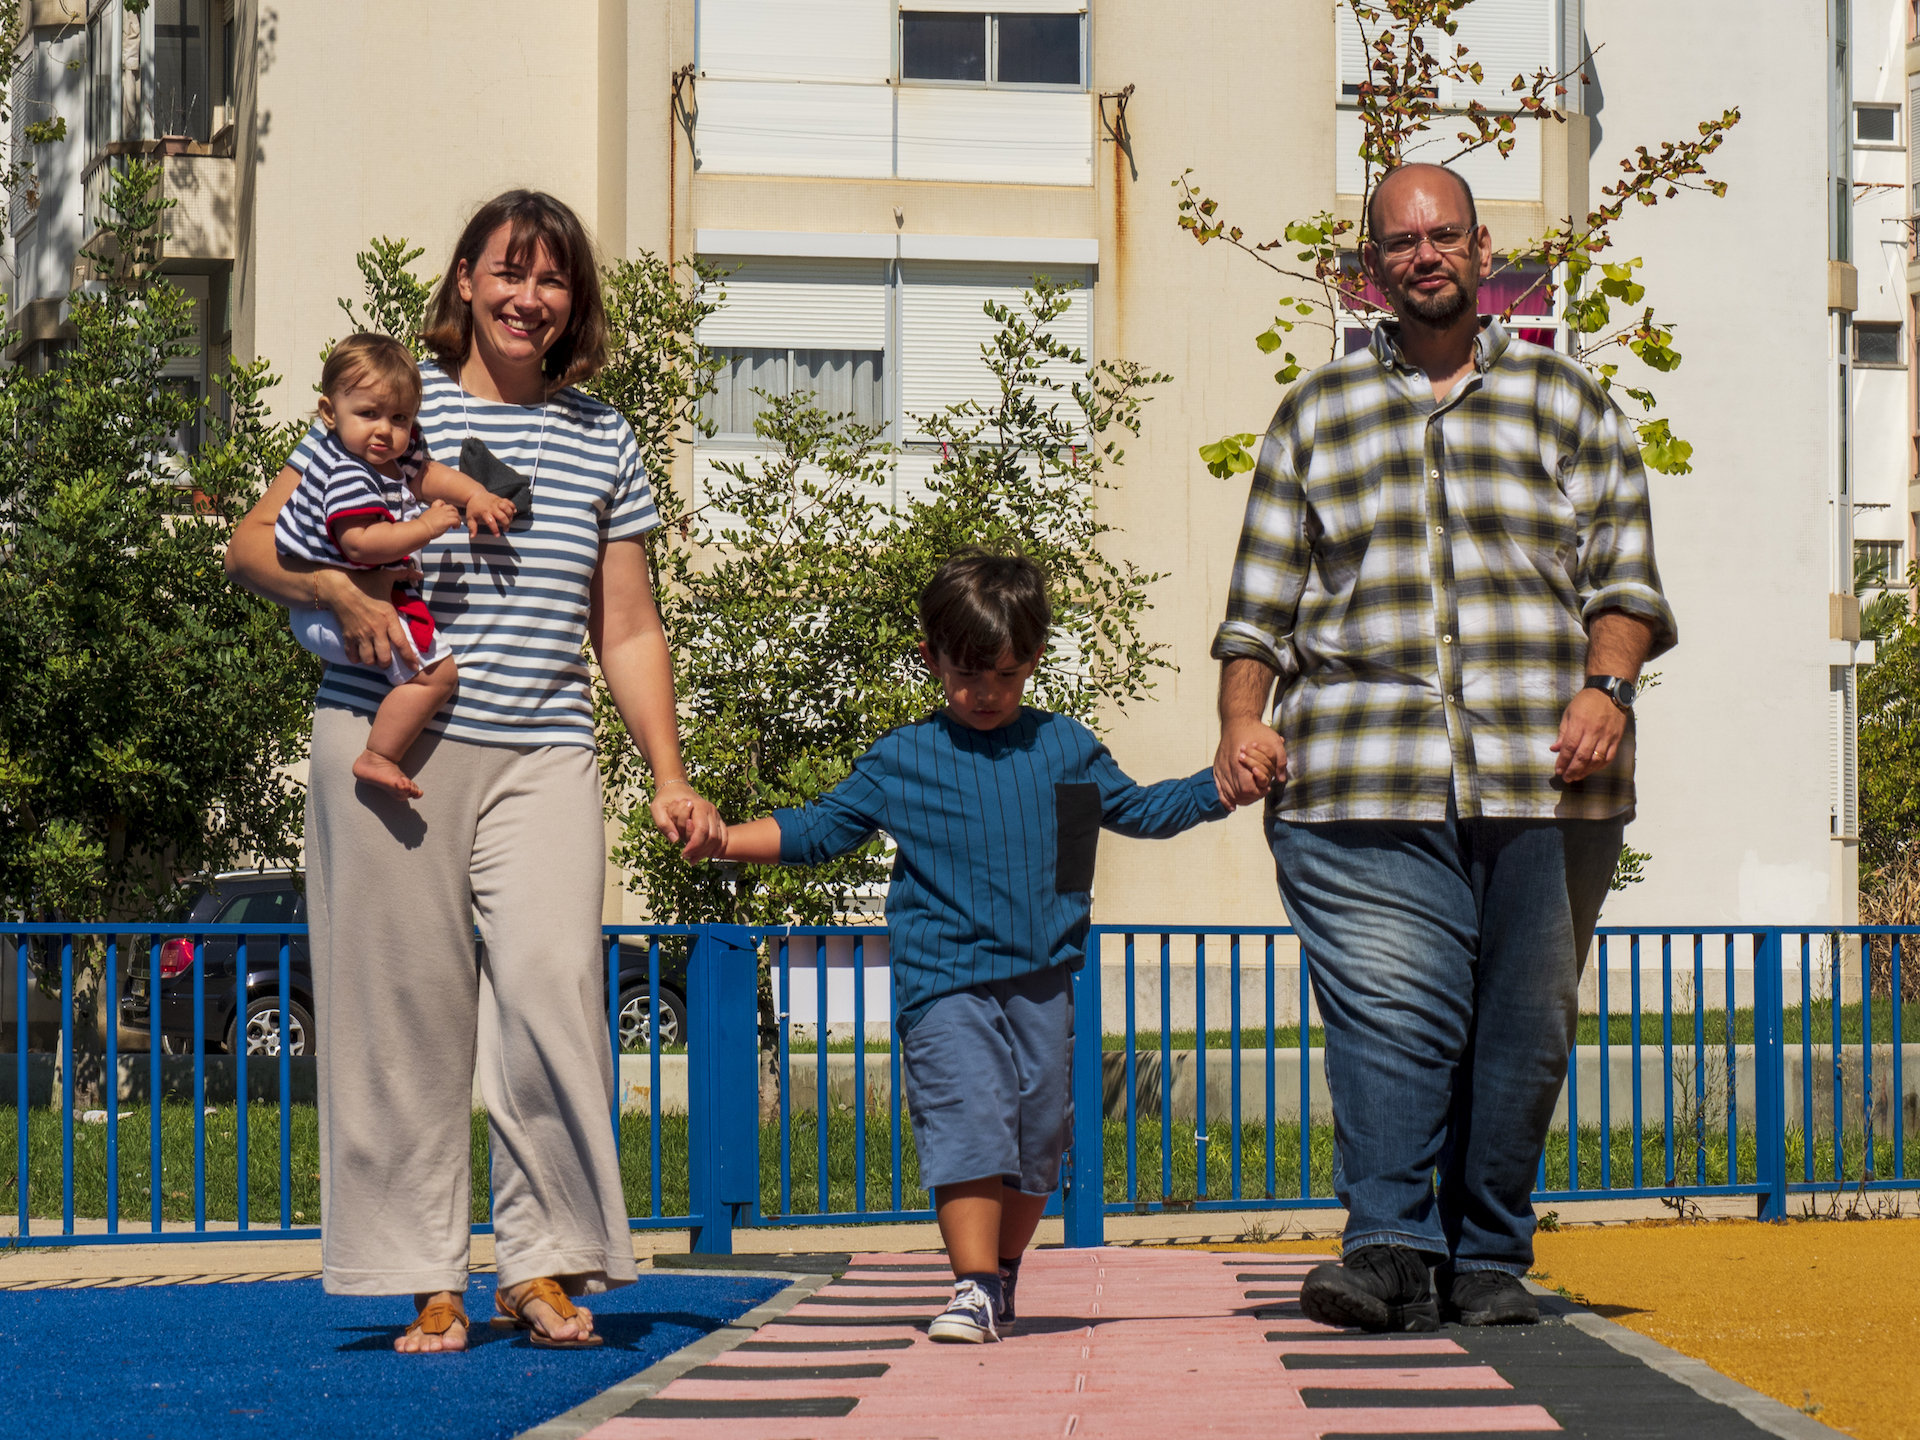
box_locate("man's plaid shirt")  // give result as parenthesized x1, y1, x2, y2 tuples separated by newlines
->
(1212, 319, 1678, 824)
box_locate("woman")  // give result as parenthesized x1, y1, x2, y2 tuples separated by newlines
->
(226, 191, 724, 1353)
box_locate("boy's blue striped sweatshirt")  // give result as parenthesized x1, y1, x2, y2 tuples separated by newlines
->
(773, 707, 1228, 1031)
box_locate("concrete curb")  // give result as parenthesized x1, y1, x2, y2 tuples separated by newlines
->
(1523, 1282, 1852, 1440)
(514, 1267, 836, 1440)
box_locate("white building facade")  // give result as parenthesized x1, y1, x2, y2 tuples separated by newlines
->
(1, 0, 1862, 929)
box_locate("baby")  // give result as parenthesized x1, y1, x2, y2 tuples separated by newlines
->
(274, 334, 515, 799)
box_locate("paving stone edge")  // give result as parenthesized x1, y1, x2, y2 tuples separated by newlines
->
(1522, 1281, 1851, 1440)
(512, 1269, 834, 1440)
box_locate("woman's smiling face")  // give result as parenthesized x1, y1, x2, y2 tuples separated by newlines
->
(456, 223, 574, 382)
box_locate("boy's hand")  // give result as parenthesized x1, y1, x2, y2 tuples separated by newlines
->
(464, 489, 517, 537)
(1237, 742, 1279, 796)
(419, 499, 464, 539)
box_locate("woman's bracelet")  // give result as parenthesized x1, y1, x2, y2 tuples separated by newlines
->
(656, 778, 697, 792)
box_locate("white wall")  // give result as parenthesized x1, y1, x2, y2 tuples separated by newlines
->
(1581, 0, 1836, 924)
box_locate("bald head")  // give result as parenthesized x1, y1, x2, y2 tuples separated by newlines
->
(1367, 163, 1478, 241)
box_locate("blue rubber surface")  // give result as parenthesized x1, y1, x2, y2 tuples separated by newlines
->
(0, 1271, 785, 1439)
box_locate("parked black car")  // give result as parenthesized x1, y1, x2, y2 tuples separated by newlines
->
(122, 870, 690, 1056)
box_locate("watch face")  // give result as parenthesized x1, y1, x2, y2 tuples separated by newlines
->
(1614, 679, 1636, 707)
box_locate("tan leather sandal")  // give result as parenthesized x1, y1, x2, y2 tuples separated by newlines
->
(399, 1297, 469, 1352)
(493, 1276, 603, 1349)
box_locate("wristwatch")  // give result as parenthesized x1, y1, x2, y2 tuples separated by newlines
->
(1584, 675, 1637, 711)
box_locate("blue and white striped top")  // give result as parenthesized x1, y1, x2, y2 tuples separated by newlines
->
(289, 365, 659, 749)
(273, 429, 428, 570)
(775, 709, 1227, 1030)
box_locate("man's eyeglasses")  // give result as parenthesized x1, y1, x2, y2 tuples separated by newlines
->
(1370, 226, 1476, 262)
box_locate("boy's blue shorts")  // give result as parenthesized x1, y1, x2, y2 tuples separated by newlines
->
(899, 964, 1074, 1196)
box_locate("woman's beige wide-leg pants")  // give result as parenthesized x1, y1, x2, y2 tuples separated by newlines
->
(306, 705, 636, 1296)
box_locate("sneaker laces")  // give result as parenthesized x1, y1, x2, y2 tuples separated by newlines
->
(949, 1278, 995, 1317)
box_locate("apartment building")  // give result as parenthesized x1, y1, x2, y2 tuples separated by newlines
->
(3, 1, 1853, 927)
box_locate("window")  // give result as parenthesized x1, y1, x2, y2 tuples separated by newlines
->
(1854, 102, 1902, 148)
(703, 347, 886, 436)
(900, 11, 1084, 88)
(1857, 540, 1906, 590)
(87, 8, 118, 162)
(1854, 321, 1905, 367)
(214, 888, 300, 927)
(153, 0, 211, 142)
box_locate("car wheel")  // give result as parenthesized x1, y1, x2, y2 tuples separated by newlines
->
(617, 987, 687, 1051)
(228, 995, 316, 1057)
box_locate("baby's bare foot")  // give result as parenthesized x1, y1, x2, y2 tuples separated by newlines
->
(353, 750, 422, 799)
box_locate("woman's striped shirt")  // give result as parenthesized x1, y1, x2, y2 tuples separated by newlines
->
(289, 365, 659, 749)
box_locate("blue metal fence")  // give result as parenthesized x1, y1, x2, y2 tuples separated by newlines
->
(3, 921, 1914, 1253)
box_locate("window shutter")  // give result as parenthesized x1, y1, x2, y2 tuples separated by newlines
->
(1335, 1, 1372, 97)
(1560, 0, 1583, 113)
(9, 47, 38, 236)
(692, 80, 894, 178)
(1909, 73, 1920, 211)
(696, 257, 889, 350)
(698, 0, 890, 82)
(896, 89, 1092, 184)
(1449, 0, 1555, 109)
(899, 261, 1091, 437)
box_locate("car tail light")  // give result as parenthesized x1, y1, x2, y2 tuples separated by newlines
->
(157, 938, 195, 978)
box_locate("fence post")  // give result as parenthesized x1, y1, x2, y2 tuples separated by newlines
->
(1063, 944, 1106, 1248)
(686, 924, 763, 1255)
(1752, 929, 1789, 1222)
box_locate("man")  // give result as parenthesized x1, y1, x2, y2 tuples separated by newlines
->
(1211, 163, 1676, 1331)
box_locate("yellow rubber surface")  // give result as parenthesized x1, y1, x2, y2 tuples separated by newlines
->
(1186, 1218, 1918, 1440)
(1531, 1219, 1920, 1440)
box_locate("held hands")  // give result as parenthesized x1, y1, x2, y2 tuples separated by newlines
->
(418, 499, 465, 540)
(651, 779, 728, 862)
(463, 489, 517, 537)
(1551, 687, 1627, 784)
(1213, 716, 1288, 810)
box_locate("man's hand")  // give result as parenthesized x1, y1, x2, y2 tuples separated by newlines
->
(464, 490, 517, 537)
(1551, 688, 1626, 784)
(1216, 715, 1287, 808)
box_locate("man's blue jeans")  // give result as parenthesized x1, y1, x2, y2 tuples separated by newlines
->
(1268, 799, 1622, 1273)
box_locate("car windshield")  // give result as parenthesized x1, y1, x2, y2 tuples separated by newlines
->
(213, 889, 300, 927)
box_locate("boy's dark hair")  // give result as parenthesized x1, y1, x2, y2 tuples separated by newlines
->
(918, 550, 1052, 669)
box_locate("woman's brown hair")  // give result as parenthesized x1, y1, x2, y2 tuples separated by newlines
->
(420, 190, 609, 396)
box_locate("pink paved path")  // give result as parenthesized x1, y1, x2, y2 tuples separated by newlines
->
(585, 1248, 1566, 1439)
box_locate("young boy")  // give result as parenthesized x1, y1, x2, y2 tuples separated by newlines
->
(274, 334, 515, 800)
(717, 550, 1259, 1343)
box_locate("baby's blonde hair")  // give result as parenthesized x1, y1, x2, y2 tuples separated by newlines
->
(321, 333, 422, 410)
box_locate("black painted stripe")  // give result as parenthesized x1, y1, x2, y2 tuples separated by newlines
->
(1266, 1331, 1451, 1344)
(735, 1338, 916, 1352)
(770, 1314, 928, 1328)
(1299, 1390, 1524, 1409)
(683, 1363, 890, 1381)
(843, 1262, 952, 1272)
(799, 1295, 946, 1307)
(1236, 1271, 1313, 1281)
(1280, 1353, 1482, 1370)
(621, 1397, 859, 1419)
(827, 1277, 956, 1288)
(1245, 1290, 1304, 1298)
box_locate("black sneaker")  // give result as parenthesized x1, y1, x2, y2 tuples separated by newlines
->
(1444, 1268, 1539, 1326)
(1298, 1245, 1440, 1333)
(998, 1266, 1018, 1326)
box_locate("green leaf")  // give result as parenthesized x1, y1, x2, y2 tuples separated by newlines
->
(1637, 418, 1693, 474)
(1199, 433, 1261, 479)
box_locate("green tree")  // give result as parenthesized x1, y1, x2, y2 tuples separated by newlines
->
(0, 161, 311, 1043)
(606, 277, 1170, 925)
(1179, 0, 1738, 480)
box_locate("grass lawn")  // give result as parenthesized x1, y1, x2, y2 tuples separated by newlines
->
(4, 1102, 1911, 1227)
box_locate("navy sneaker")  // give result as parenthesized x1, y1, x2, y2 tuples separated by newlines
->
(998, 1265, 1018, 1326)
(927, 1278, 1000, 1344)
(1298, 1244, 1440, 1333)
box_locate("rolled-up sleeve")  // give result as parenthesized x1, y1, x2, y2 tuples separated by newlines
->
(1568, 401, 1679, 659)
(1210, 427, 1312, 679)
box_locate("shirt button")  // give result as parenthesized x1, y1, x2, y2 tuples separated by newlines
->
(1442, 635, 1453, 644)
(1430, 469, 1440, 478)
(1447, 694, 1458, 703)
(1434, 526, 1445, 536)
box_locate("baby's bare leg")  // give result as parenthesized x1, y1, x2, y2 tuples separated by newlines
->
(353, 658, 458, 800)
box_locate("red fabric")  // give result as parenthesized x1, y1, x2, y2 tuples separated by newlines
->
(390, 584, 437, 654)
